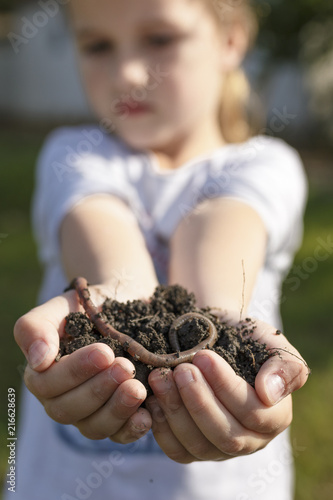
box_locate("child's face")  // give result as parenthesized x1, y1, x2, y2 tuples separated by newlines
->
(70, 0, 241, 153)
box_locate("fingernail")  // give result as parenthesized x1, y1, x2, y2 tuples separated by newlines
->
(150, 371, 172, 395)
(130, 414, 150, 434)
(174, 368, 194, 389)
(194, 354, 211, 372)
(88, 349, 112, 369)
(28, 340, 50, 369)
(110, 364, 135, 384)
(265, 374, 286, 405)
(120, 392, 142, 408)
(130, 423, 148, 435)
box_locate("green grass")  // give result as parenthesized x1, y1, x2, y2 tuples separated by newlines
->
(0, 130, 332, 498)
(0, 129, 44, 494)
(281, 187, 333, 499)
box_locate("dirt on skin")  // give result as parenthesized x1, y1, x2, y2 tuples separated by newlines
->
(58, 285, 273, 394)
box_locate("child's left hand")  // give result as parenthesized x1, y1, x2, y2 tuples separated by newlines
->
(146, 315, 309, 463)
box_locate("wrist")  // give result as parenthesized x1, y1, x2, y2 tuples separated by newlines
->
(93, 277, 158, 304)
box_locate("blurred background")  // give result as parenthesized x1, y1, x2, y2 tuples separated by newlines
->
(0, 1, 332, 499)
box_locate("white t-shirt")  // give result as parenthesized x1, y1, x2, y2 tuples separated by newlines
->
(6, 126, 307, 500)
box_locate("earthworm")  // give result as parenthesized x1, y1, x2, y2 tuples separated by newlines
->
(71, 277, 218, 368)
(168, 312, 217, 352)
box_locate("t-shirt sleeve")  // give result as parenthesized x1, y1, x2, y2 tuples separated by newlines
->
(32, 127, 130, 264)
(208, 136, 308, 264)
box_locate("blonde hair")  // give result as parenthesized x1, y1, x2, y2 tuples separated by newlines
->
(205, 0, 259, 143)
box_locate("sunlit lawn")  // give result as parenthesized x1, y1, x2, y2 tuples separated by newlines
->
(0, 128, 332, 499)
(281, 182, 333, 499)
(0, 128, 43, 498)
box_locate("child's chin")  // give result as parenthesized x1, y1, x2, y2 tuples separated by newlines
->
(118, 131, 167, 152)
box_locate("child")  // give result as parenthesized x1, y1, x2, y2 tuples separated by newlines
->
(9, 0, 309, 499)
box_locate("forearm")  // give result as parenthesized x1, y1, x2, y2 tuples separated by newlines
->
(60, 194, 158, 301)
(14, 193, 155, 445)
(169, 198, 267, 312)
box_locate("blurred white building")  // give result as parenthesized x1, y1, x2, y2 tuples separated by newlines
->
(0, 2, 91, 121)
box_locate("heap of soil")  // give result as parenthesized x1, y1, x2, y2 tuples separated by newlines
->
(58, 285, 273, 393)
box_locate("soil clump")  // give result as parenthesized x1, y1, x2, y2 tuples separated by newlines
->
(58, 285, 272, 394)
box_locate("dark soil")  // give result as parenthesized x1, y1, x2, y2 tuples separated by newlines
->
(58, 285, 273, 394)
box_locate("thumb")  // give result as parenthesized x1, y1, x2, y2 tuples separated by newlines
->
(218, 312, 310, 407)
(255, 350, 310, 407)
(14, 292, 78, 372)
(239, 316, 311, 407)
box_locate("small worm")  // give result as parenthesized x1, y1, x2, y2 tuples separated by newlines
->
(168, 312, 217, 352)
(71, 277, 218, 368)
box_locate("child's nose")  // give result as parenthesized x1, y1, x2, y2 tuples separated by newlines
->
(112, 54, 149, 92)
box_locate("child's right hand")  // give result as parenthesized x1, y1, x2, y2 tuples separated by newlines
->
(14, 289, 152, 444)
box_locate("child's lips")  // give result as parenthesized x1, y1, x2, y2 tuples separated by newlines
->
(115, 100, 152, 116)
